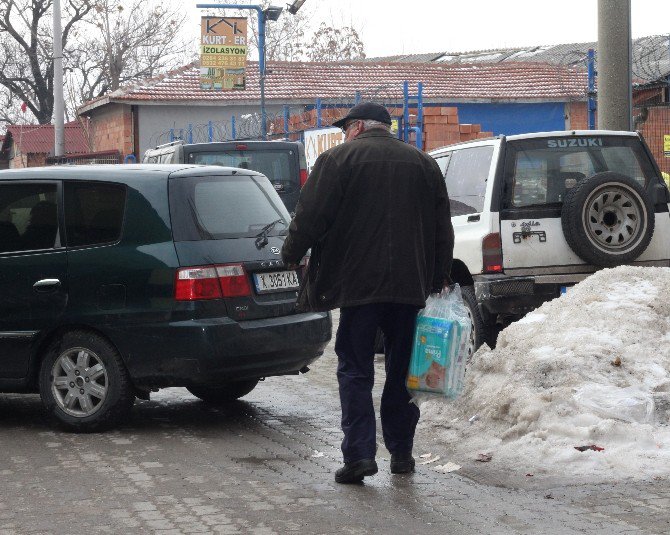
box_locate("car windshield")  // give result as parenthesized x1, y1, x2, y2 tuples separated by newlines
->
(505, 136, 655, 208)
(188, 150, 293, 183)
(169, 174, 291, 241)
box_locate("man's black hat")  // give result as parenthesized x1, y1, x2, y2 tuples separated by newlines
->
(332, 102, 392, 128)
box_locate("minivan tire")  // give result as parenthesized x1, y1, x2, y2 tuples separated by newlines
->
(39, 331, 135, 433)
(561, 172, 655, 267)
(461, 286, 488, 359)
(188, 379, 259, 404)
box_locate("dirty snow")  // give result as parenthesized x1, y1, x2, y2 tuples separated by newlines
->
(417, 266, 670, 480)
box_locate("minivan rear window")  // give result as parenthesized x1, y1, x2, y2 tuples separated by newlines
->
(169, 174, 291, 241)
(188, 151, 293, 183)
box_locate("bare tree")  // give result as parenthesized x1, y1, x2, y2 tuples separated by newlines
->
(0, 0, 189, 127)
(205, 1, 366, 62)
(0, 89, 32, 128)
(307, 22, 365, 62)
(76, 0, 189, 100)
(0, 0, 94, 125)
(246, 3, 312, 62)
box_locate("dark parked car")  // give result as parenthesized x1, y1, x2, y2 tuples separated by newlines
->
(0, 164, 331, 431)
(143, 140, 308, 214)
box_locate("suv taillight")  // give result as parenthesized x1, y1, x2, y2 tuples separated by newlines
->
(482, 233, 503, 273)
(299, 168, 308, 187)
(175, 263, 251, 301)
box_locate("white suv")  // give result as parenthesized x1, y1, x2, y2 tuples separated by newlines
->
(430, 130, 670, 354)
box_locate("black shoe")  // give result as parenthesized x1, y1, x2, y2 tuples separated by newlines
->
(390, 453, 415, 474)
(335, 458, 378, 484)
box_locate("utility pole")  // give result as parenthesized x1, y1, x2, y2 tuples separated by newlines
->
(597, 0, 632, 131)
(53, 0, 65, 157)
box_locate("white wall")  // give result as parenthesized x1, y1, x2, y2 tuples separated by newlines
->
(137, 103, 291, 156)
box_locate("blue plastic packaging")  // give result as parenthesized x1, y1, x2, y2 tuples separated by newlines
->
(406, 285, 470, 398)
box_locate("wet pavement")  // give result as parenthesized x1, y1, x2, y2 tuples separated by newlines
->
(0, 311, 668, 534)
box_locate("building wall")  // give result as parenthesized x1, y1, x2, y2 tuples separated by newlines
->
(566, 101, 589, 130)
(450, 102, 569, 135)
(87, 99, 587, 159)
(88, 103, 134, 157)
(5, 150, 48, 169)
(137, 103, 288, 158)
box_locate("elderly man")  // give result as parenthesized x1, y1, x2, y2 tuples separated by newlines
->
(282, 102, 454, 484)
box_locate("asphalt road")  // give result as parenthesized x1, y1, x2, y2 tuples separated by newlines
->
(0, 312, 668, 534)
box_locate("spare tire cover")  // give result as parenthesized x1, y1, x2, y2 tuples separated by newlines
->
(561, 171, 655, 267)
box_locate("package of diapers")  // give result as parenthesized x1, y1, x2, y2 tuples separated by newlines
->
(406, 285, 471, 398)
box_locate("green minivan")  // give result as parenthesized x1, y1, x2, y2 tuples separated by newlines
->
(0, 164, 331, 431)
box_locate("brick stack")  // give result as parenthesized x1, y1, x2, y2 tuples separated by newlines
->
(422, 106, 492, 151)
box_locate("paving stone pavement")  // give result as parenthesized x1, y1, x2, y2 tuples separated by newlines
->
(0, 310, 667, 534)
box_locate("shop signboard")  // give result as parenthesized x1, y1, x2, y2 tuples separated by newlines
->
(200, 16, 248, 90)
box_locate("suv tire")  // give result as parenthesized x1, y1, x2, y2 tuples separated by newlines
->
(188, 379, 259, 404)
(39, 331, 135, 432)
(461, 286, 488, 358)
(561, 172, 655, 267)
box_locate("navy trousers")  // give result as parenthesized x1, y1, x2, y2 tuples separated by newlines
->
(335, 303, 420, 463)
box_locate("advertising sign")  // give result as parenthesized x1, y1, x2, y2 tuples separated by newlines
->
(664, 134, 670, 157)
(200, 17, 248, 90)
(304, 127, 345, 172)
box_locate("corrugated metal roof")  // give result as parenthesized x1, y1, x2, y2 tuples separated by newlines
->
(84, 60, 587, 110)
(361, 35, 670, 84)
(5, 121, 89, 155)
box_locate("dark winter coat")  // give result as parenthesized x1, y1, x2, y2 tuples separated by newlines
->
(281, 130, 454, 312)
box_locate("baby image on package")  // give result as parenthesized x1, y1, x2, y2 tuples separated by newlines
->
(406, 286, 471, 398)
(406, 317, 460, 395)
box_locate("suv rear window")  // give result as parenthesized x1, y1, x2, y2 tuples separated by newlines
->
(188, 150, 293, 183)
(169, 174, 291, 241)
(505, 136, 655, 207)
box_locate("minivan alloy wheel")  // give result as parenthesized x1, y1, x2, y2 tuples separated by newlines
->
(50, 347, 109, 418)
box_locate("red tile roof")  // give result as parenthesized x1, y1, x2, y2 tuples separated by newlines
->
(80, 60, 588, 112)
(5, 121, 89, 155)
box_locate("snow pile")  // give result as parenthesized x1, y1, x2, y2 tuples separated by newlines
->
(418, 266, 670, 479)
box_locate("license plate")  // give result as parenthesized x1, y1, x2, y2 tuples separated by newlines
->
(253, 270, 299, 294)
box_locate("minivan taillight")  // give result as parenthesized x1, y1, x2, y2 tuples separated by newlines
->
(174, 264, 251, 301)
(482, 233, 503, 273)
(175, 267, 222, 301)
(299, 168, 308, 187)
(216, 264, 251, 297)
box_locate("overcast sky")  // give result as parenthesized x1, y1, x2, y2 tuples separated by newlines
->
(186, 1, 670, 57)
